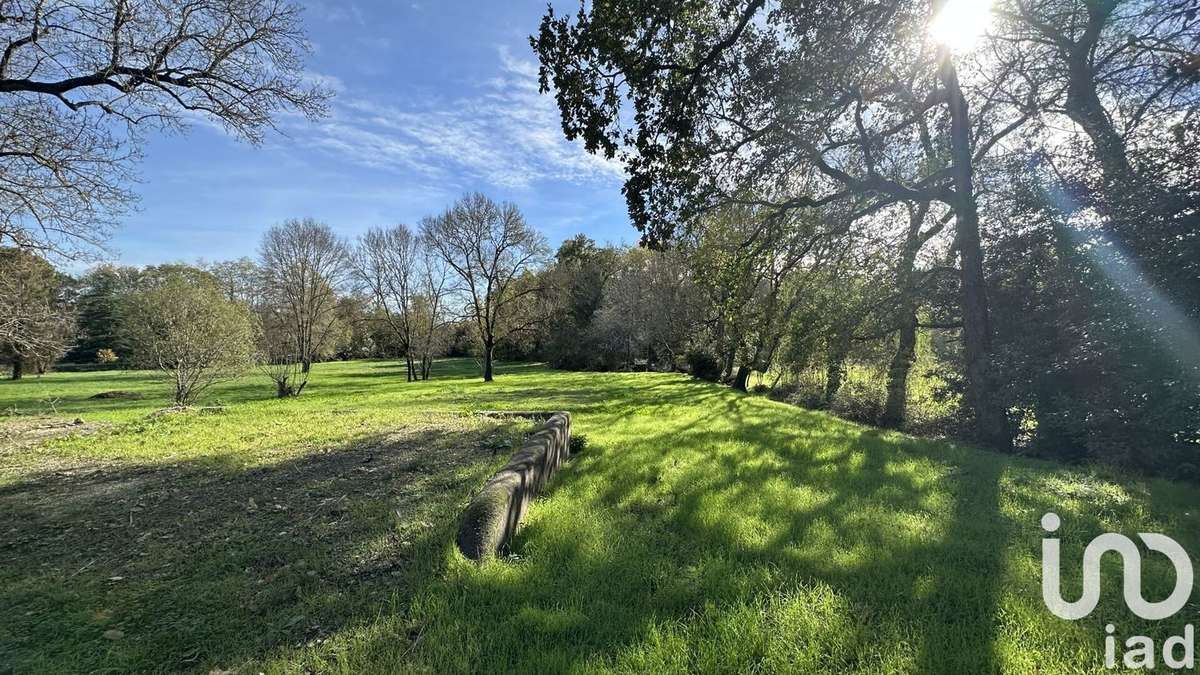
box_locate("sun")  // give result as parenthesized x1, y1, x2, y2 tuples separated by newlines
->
(930, 0, 997, 54)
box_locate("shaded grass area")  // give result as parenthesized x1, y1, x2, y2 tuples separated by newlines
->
(0, 360, 528, 673)
(1, 359, 1198, 673)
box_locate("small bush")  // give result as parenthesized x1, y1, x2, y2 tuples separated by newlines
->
(768, 380, 799, 402)
(686, 350, 721, 382)
(95, 348, 118, 365)
(569, 433, 589, 455)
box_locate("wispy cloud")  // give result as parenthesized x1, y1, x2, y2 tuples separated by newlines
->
(295, 45, 625, 190)
(306, 121, 425, 174)
(305, 0, 366, 25)
(302, 70, 346, 94)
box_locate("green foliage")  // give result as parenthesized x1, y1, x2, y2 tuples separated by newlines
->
(686, 349, 721, 381)
(568, 432, 589, 455)
(542, 235, 617, 370)
(987, 163, 1200, 477)
(66, 265, 142, 362)
(774, 356, 960, 438)
(118, 272, 256, 404)
(0, 247, 74, 375)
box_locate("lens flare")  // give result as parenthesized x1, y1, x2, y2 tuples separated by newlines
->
(930, 0, 997, 53)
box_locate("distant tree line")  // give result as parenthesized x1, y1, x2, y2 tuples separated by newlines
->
(4, 167, 1197, 479)
(0, 193, 551, 397)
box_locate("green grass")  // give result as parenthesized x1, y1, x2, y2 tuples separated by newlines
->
(1, 359, 1197, 673)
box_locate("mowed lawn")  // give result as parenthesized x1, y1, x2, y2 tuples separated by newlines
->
(1, 360, 1197, 674)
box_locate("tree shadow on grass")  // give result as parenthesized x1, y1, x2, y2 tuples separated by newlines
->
(645, 422, 1010, 672)
(380, 394, 1016, 673)
(0, 419, 528, 674)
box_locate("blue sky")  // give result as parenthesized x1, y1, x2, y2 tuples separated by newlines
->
(110, 0, 633, 267)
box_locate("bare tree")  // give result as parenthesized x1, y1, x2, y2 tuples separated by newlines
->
(0, 0, 330, 257)
(592, 247, 702, 371)
(420, 193, 549, 382)
(259, 218, 348, 382)
(204, 257, 263, 306)
(413, 250, 450, 379)
(352, 225, 424, 380)
(352, 226, 452, 380)
(256, 310, 306, 397)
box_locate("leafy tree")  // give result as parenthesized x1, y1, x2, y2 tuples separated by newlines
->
(0, 247, 73, 378)
(987, 159, 1200, 478)
(532, 0, 1025, 447)
(67, 264, 141, 362)
(118, 271, 255, 404)
(684, 203, 828, 391)
(542, 234, 619, 369)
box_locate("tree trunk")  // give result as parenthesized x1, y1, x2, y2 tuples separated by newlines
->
(1061, 4, 1140, 204)
(11, 358, 23, 380)
(823, 334, 850, 407)
(881, 313, 918, 429)
(301, 360, 311, 375)
(482, 341, 494, 382)
(1066, 75, 1138, 196)
(1062, 48, 1181, 235)
(276, 377, 294, 398)
(732, 365, 751, 392)
(939, 54, 1009, 450)
(720, 345, 736, 382)
(881, 205, 926, 430)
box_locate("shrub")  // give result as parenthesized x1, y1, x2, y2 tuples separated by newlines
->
(119, 273, 256, 405)
(95, 348, 118, 365)
(768, 380, 800, 402)
(569, 433, 589, 455)
(686, 350, 721, 381)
